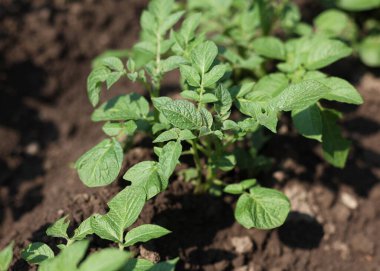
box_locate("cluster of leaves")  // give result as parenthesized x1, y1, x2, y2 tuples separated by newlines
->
(75, 0, 364, 232)
(315, 0, 380, 67)
(21, 186, 176, 270)
(1, 0, 369, 269)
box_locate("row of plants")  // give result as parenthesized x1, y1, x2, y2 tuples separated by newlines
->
(2, 0, 378, 270)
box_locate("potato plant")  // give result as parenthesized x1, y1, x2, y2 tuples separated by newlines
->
(21, 186, 176, 270)
(75, 0, 363, 232)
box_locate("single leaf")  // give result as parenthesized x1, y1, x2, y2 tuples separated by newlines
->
(161, 100, 203, 130)
(272, 80, 330, 112)
(87, 67, 110, 107)
(200, 108, 213, 128)
(160, 11, 185, 34)
(180, 90, 200, 101)
(203, 64, 226, 87)
(107, 186, 147, 230)
(161, 56, 188, 73)
(235, 99, 278, 132)
(75, 138, 123, 187)
(121, 258, 154, 271)
(79, 249, 131, 271)
(0, 242, 13, 271)
(215, 85, 232, 119)
(200, 93, 218, 104)
(72, 217, 94, 241)
(158, 141, 182, 182)
(235, 187, 290, 229)
(124, 224, 171, 247)
(212, 154, 236, 171)
(91, 214, 123, 243)
(21, 243, 54, 265)
(123, 161, 164, 199)
(224, 179, 257, 195)
(191, 41, 218, 73)
(336, 0, 380, 11)
(180, 65, 201, 87)
(153, 129, 180, 143)
(246, 73, 288, 100)
(179, 130, 196, 141)
(46, 216, 70, 239)
(359, 35, 380, 67)
(97, 57, 124, 72)
(38, 240, 89, 271)
(252, 37, 286, 60)
(305, 38, 352, 70)
(148, 258, 178, 271)
(92, 93, 149, 122)
(319, 77, 363, 105)
(321, 109, 351, 168)
(292, 104, 323, 142)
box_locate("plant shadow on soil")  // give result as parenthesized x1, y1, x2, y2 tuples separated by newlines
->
(0, 59, 60, 226)
(148, 189, 236, 270)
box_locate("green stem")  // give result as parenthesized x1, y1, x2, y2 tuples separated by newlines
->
(191, 139, 203, 186)
(118, 243, 125, 251)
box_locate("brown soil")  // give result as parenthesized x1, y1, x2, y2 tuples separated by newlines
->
(1, 1, 380, 271)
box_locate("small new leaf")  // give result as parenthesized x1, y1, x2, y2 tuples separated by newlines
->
(21, 243, 54, 265)
(46, 216, 70, 239)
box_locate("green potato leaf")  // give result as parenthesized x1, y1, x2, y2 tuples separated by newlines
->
(319, 77, 363, 105)
(359, 35, 380, 67)
(203, 64, 226, 87)
(161, 100, 203, 130)
(158, 141, 182, 182)
(292, 104, 323, 142)
(191, 41, 218, 74)
(305, 38, 352, 70)
(46, 216, 70, 239)
(124, 224, 171, 247)
(235, 187, 290, 229)
(272, 80, 330, 112)
(123, 161, 164, 199)
(72, 217, 94, 241)
(0, 242, 13, 271)
(321, 108, 351, 168)
(75, 138, 123, 187)
(79, 248, 132, 271)
(335, 0, 380, 11)
(252, 37, 286, 60)
(92, 93, 149, 122)
(21, 243, 54, 265)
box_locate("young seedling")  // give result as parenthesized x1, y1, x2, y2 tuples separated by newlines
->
(24, 240, 177, 271)
(90, 186, 171, 251)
